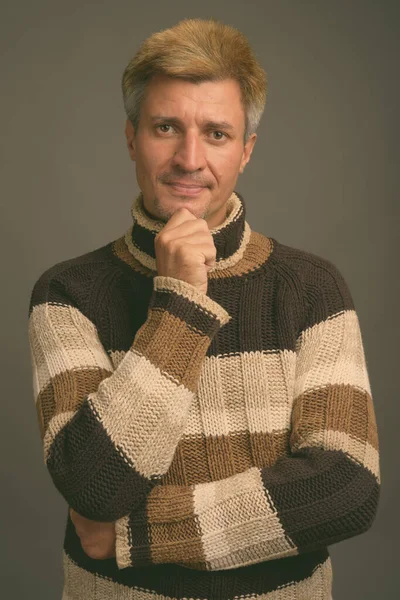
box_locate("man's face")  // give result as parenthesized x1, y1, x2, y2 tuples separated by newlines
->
(125, 74, 257, 227)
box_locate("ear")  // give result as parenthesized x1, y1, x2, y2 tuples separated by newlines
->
(239, 133, 257, 174)
(125, 119, 136, 161)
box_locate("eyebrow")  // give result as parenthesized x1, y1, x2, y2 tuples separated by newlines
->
(150, 116, 235, 131)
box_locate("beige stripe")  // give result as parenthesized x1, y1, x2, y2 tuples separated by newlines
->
(89, 349, 193, 478)
(194, 467, 296, 568)
(114, 514, 132, 570)
(109, 349, 125, 368)
(294, 310, 372, 396)
(62, 551, 332, 599)
(29, 304, 114, 396)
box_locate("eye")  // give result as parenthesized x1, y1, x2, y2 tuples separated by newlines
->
(211, 131, 227, 141)
(157, 124, 174, 134)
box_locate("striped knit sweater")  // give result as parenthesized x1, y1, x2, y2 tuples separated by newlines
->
(28, 191, 380, 599)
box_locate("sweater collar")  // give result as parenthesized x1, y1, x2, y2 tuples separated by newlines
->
(123, 190, 252, 273)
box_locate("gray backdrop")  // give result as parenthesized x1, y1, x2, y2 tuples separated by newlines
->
(1, 0, 398, 598)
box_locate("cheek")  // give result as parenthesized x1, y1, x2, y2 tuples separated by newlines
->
(137, 141, 169, 179)
(211, 152, 242, 183)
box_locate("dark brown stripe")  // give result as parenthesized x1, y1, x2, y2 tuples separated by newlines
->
(47, 399, 154, 521)
(262, 447, 380, 552)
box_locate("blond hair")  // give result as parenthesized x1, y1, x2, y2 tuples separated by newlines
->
(121, 18, 267, 142)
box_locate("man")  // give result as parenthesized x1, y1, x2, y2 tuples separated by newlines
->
(28, 18, 380, 600)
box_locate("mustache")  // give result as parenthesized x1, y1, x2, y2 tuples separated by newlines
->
(159, 172, 213, 187)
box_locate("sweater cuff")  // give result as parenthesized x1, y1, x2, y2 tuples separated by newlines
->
(115, 503, 152, 569)
(153, 276, 231, 328)
(115, 514, 134, 569)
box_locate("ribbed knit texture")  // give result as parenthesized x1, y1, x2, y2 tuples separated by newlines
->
(28, 191, 380, 599)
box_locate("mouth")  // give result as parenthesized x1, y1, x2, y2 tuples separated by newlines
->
(165, 182, 207, 196)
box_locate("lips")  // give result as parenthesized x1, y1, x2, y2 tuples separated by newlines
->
(168, 182, 206, 188)
(166, 182, 207, 196)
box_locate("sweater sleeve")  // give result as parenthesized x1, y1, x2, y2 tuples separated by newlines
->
(28, 272, 231, 522)
(114, 262, 380, 570)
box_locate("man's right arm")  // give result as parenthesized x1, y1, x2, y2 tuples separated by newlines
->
(28, 269, 230, 522)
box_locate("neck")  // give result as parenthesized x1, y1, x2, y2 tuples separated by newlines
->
(123, 190, 252, 273)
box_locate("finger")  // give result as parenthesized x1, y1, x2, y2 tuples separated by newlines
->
(161, 207, 198, 232)
(158, 220, 210, 244)
(167, 233, 215, 249)
(176, 242, 216, 265)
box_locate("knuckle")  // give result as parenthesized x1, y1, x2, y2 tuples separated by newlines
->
(154, 233, 164, 245)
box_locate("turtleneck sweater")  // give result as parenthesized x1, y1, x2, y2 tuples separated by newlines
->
(28, 190, 380, 600)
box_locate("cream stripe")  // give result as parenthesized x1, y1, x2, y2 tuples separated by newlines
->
(294, 310, 371, 397)
(90, 349, 193, 478)
(115, 514, 132, 570)
(194, 467, 295, 567)
(62, 551, 332, 599)
(189, 349, 296, 436)
(29, 304, 113, 398)
(110, 350, 297, 437)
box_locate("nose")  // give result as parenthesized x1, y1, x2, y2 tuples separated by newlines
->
(171, 131, 207, 173)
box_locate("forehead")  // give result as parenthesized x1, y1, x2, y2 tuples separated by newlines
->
(141, 74, 245, 127)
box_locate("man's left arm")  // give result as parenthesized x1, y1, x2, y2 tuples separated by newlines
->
(89, 262, 381, 569)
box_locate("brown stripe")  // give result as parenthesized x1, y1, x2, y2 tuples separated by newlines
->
(112, 235, 153, 276)
(291, 383, 378, 451)
(209, 230, 274, 280)
(147, 486, 205, 564)
(162, 429, 291, 486)
(133, 308, 213, 393)
(36, 367, 113, 439)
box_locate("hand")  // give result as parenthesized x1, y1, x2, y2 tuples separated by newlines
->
(70, 508, 116, 560)
(154, 208, 216, 294)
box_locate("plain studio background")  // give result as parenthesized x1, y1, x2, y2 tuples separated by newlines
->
(1, 1, 398, 598)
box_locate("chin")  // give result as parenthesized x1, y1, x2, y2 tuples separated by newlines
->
(156, 193, 206, 220)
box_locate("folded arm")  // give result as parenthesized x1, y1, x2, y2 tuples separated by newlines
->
(115, 263, 380, 570)
(28, 271, 230, 522)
